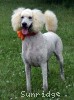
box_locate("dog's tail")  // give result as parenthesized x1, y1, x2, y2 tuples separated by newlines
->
(44, 10, 58, 32)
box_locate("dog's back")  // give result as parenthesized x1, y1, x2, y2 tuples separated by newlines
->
(43, 32, 63, 56)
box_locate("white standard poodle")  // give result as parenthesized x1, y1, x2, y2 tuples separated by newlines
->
(11, 7, 65, 92)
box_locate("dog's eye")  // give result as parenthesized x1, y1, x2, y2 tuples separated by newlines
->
(28, 16, 32, 19)
(21, 16, 24, 19)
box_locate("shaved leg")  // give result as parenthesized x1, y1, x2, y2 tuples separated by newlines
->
(54, 53, 65, 81)
(41, 63, 48, 91)
(25, 63, 31, 92)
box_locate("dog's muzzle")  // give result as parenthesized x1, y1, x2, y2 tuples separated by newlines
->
(22, 23, 33, 35)
(22, 22, 32, 30)
(22, 22, 28, 29)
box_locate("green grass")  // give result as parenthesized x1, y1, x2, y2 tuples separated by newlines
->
(0, 1, 74, 100)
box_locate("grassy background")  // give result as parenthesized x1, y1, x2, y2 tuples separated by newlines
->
(0, 0, 74, 100)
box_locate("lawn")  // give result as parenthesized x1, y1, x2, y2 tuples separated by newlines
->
(0, 0, 74, 100)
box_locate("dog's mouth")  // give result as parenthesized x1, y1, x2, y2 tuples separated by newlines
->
(22, 28, 28, 35)
(22, 24, 32, 35)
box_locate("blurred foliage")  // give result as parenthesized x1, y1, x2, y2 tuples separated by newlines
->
(0, 0, 74, 8)
(36, 0, 74, 8)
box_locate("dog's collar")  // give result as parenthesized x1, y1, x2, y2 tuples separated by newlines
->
(17, 30, 37, 40)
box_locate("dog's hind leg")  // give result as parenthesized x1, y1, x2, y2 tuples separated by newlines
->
(41, 62, 48, 91)
(54, 52, 65, 81)
(25, 63, 31, 92)
(54, 40, 65, 81)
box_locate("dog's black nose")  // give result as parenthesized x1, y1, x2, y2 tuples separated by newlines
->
(22, 22, 27, 28)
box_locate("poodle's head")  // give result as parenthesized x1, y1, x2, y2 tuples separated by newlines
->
(11, 8, 44, 34)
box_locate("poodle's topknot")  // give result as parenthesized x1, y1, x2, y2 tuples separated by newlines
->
(11, 7, 25, 31)
(44, 10, 58, 32)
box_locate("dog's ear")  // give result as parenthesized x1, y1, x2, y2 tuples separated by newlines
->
(44, 10, 58, 32)
(11, 7, 25, 31)
(32, 9, 44, 32)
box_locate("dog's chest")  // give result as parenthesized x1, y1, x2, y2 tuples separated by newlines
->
(22, 34, 47, 66)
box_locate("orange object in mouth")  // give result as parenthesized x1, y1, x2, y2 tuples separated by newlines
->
(17, 30, 37, 41)
(17, 30, 25, 40)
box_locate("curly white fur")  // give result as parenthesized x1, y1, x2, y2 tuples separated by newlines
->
(44, 10, 58, 32)
(11, 8, 65, 92)
(11, 8, 25, 31)
(11, 8, 44, 32)
(32, 9, 44, 32)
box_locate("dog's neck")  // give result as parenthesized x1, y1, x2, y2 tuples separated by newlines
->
(17, 30, 37, 40)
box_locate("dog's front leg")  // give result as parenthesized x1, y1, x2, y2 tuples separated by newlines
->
(41, 63, 48, 91)
(25, 63, 31, 92)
